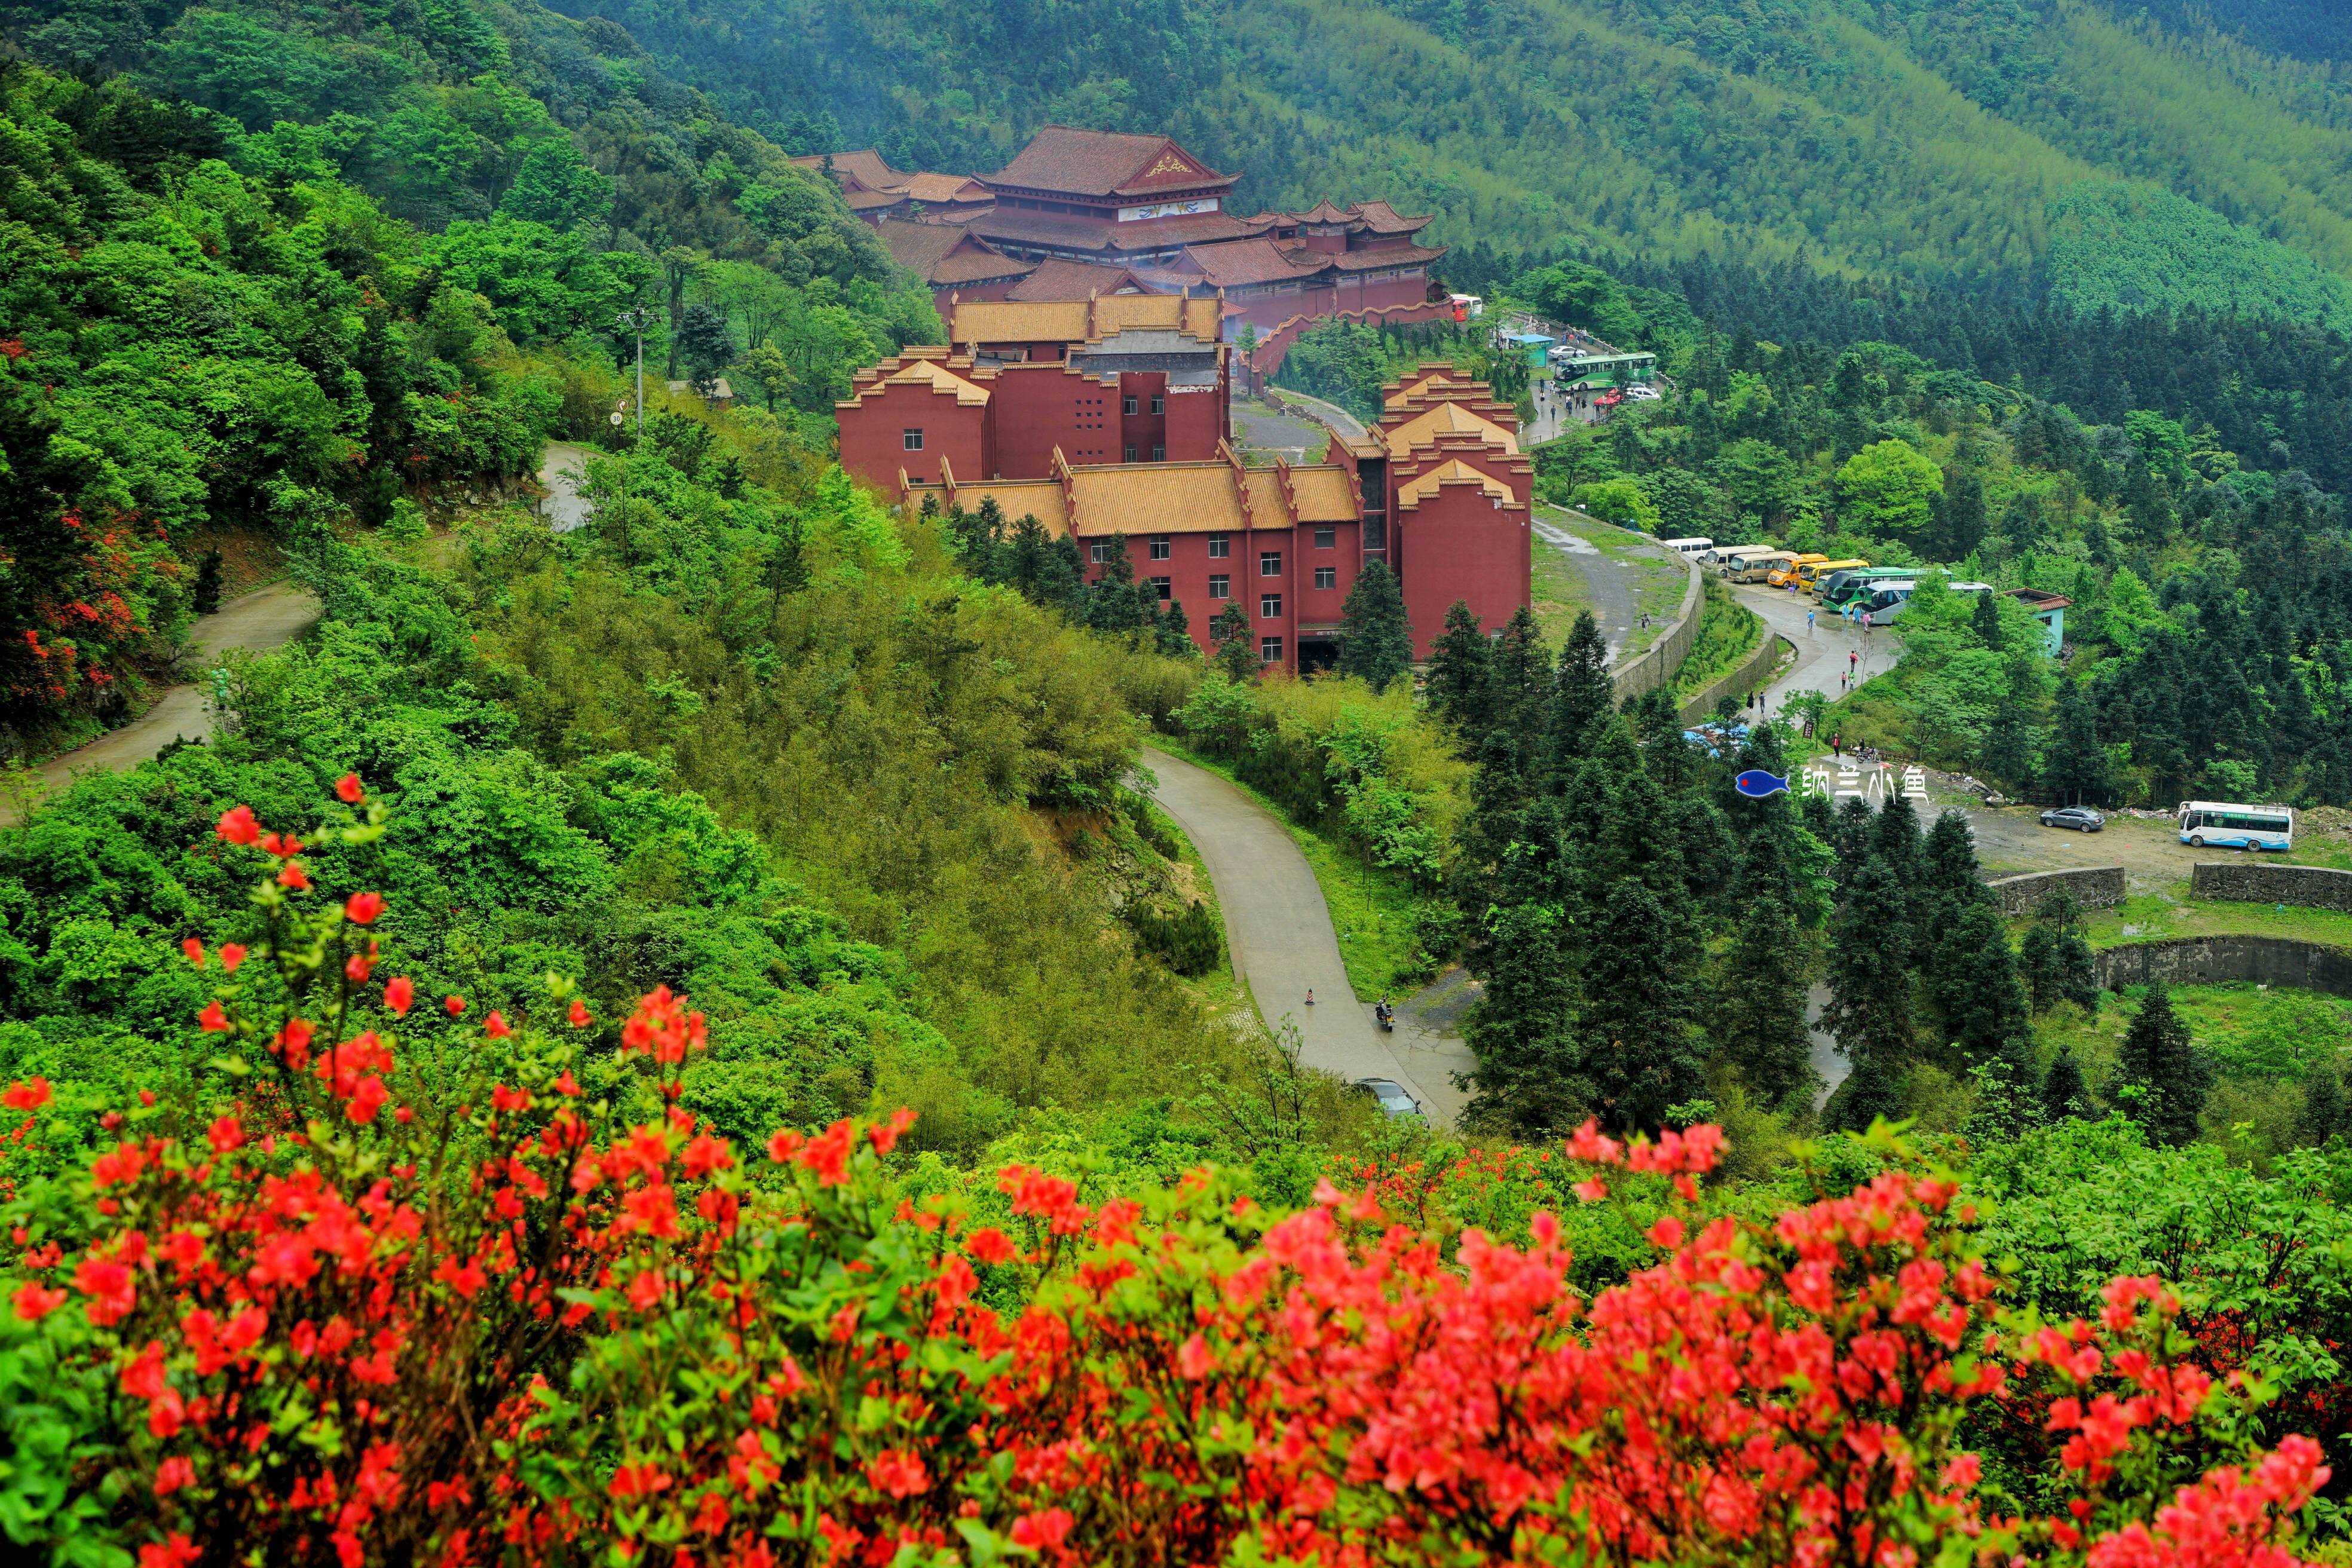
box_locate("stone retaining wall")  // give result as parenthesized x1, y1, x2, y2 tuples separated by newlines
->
(2095, 936, 2352, 997)
(1679, 630, 1791, 723)
(1984, 865, 2126, 919)
(1610, 551, 1704, 703)
(2189, 860, 2352, 912)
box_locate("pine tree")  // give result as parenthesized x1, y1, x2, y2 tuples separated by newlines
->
(1425, 600, 1493, 738)
(1486, 607, 1552, 751)
(2115, 982, 2211, 1146)
(1154, 596, 1196, 659)
(2297, 1063, 2348, 1149)
(1970, 588, 2004, 650)
(1921, 808, 1983, 908)
(2045, 678, 2111, 806)
(1711, 896, 1818, 1113)
(2043, 1048, 2093, 1120)
(1549, 611, 1615, 764)
(1463, 899, 1582, 1136)
(1210, 600, 1257, 682)
(1827, 1056, 1906, 1134)
(1832, 795, 1876, 890)
(1925, 899, 2030, 1068)
(1335, 560, 1414, 691)
(1980, 698, 2036, 794)
(1821, 855, 1918, 1106)
(1571, 880, 1707, 1132)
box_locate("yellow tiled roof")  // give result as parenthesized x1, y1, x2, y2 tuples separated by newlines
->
(910, 477, 1068, 535)
(948, 295, 1221, 347)
(1289, 466, 1360, 521)
(1382, 400, 1518, 458)
(875, 355, 992, 404)
(1395, 458, 1520, 511)
(1068, 462, 1245, 534)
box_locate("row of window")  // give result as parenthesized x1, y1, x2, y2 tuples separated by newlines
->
(1137, 577, 1292, 621)
(1120, 394, 1167, 416)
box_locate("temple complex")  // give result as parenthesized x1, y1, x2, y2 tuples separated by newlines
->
(850, 359, 1529, 672)
(814, 127, 1448, 330)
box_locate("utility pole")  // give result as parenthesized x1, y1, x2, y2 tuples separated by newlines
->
(614, 304, 650, 441)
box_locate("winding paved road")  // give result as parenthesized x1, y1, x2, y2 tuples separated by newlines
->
(1144, 747, 1475, 1126)
(2, 582, 320, 823)
(1731, 578, 1902, 715)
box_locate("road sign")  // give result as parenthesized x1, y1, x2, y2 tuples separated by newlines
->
(609, 412, 624, 426)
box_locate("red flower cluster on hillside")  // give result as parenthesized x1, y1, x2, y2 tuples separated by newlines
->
(0, 787, 2332, 1566)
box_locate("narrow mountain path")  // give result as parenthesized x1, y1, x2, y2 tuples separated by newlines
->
(2, 582, 320, 823)
(1143, 746, 1472, 1125)
(538, 441, 598, 533)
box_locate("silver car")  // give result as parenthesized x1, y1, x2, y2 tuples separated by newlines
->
(2039, 806, 2105, 832)
(1351, 1079, 1423, 1119)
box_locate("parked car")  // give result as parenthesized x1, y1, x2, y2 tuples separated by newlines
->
(2040, 806, 2105, 832)
(1350, 1078, 1422, 1119)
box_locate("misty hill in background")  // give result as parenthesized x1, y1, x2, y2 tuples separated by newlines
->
(552, 0, 2352, 317)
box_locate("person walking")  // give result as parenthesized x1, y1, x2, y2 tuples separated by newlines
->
(1304, 988, 1315, 1007)
(1807, 607, 1815, 633)
(1832, 732, 1842, 758)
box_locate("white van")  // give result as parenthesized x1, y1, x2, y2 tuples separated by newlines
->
(1705, 543, 1772, 568)
(1661, 537, 1713, 558)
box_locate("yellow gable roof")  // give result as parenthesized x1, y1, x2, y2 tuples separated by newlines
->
(1383, 400, 1518, 458)
(884, 359, 990, 406)
(1395, 458, 1519, 511)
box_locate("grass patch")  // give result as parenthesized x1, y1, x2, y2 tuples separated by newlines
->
(1668, 578, 1766, 705)
(1529, 541, 1590, 650)
(2080, 887, 2352, 951)
(1144, 740, 1443, 1001)
(1529, 505, 1688, 655)
(1141, 800, 1245, 1014)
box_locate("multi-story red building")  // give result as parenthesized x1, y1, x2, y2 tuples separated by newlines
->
(853, 359, 1529, 672)
(835, 295, 1232, 488)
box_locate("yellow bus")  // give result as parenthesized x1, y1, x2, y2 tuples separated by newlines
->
(1800, 557, 1870, 593)
(1765, 553, 1827, 588)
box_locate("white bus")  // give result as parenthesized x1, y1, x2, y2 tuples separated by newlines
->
(1661, 536, 1713, 558)
(2178, 800, 2293, 852)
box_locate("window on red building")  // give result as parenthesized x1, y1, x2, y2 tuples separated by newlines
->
(1149, 535, 1170, 560)
(1315, 567, 1336, 589)
(1150, 576, 1171, 601)
(1151, 394, 1165, 415)
(1125, 443, 1137, 462)
(1261, 593, 1282, 618)
(902, 428, 923, 451)
(1153, 445, 1164, 461)
(1314, 527, 1336, 549)
(1260, 637, 1282, 663)
(1209, 574, 1230, 599)
(1207, 534, 1230, 559)
(1259, 552, 1282, 577)
(1123, 395, 1138, 415)
(1089, 540, 1113, 564)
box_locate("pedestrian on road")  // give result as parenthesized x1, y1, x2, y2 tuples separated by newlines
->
(1305, 989, 1315, 1007)
(1744, 691, 1754, 711)
(1807, 608, 1815, 633)
(1849, 650, 1859, 671)
(1832, 732, 1842, 757)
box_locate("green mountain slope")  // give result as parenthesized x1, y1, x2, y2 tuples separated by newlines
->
(561, 0, 2352, 305)
(2045, 181, 2352, 323)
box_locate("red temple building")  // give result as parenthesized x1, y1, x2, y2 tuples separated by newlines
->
(808, 128, 1449, 331)
(854, 356, 1529, 672)
(834, 295, 1232, 488)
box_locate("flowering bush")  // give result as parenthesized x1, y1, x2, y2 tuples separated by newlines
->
(0, 786, 2333, 1566)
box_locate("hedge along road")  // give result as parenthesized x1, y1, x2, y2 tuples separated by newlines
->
(1143, 746, 1473, 1126)
(0, 582, 320, 826)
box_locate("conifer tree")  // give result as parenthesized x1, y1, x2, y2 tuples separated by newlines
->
(2115, 982, 2211, 1146)
(1571, 880, 1707, 1132)
(1425, 600, 1493, 738)
(1154, 596, 1195, 659)
(1832, 795, 1875, 890)
(2297, 1063, 2348, 1149)
(1483, 607, 1552, 773)
(1821, 855, 1918, 1111)
(2021, 893, 2100, 1012)
(2043, 1048, 2093, 1120)
(1463, 899, 1581, 1136)
(1970, 585, 2004, 649)
(2045, 678, 2111, 806)
(1549, 611, 1615, 762)
(1925, 899, 2030, 1067)
(1209, 600, 1257, 682)
(1085, 534, 1147, 633)
(1827, 1056, 1906, 1134)
(1335, 559, 1414, 691)
(1711, 895, 1818, 1113)
(1921, 808, 1983, 908)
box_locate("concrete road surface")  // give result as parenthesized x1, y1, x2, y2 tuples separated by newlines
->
(1144, 746, 1472, 1125)
(538, 441, 598, 533)
(1731, 578, 1903, 715)
(2, 581, 320, 823)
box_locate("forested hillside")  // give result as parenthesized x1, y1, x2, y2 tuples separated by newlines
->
(557, 0, 2352, 313)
